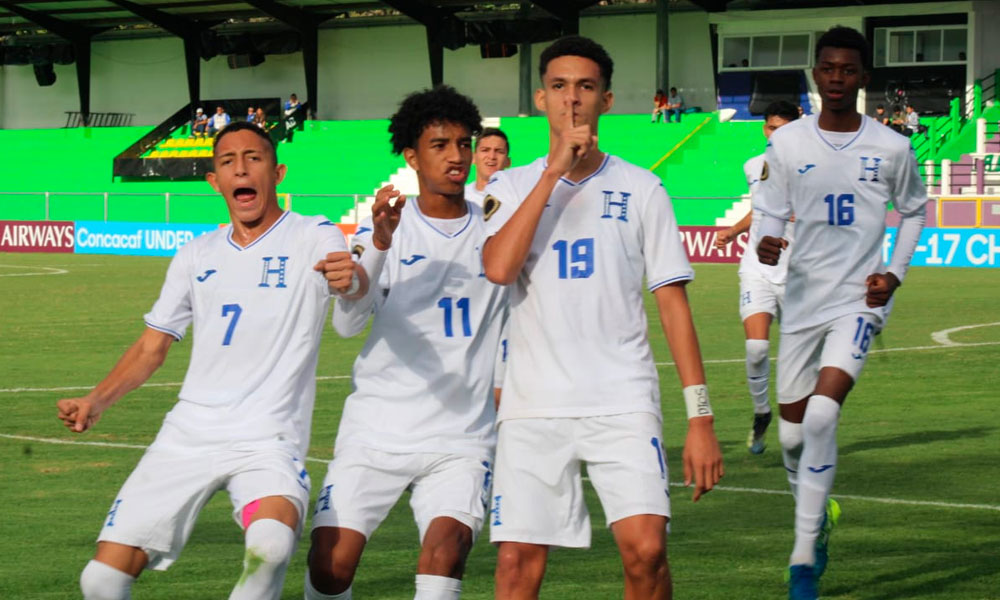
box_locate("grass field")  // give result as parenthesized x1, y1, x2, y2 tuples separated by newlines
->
(1, 252, 998, 599)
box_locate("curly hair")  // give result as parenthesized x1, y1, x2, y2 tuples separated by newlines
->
(213, 120, 278, 163)
(815, 26, 871, 71)
(388, 85, 482, 155)
(539, 35, 614, 90)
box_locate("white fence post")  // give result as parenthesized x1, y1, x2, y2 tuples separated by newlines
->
(976, 118, 986, 155)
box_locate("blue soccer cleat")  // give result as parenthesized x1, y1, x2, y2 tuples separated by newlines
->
(788, 564, 818, 600)
(747, 411, 772, 454)
(814, 498, 841, 578)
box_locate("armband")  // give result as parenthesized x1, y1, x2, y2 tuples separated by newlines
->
(683, 384, 713, 419)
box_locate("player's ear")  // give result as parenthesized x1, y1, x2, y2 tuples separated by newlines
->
(205, 171, 219, 192)
(861, 69, 871, 89)
(503, 156, 512, 168)
(403, 147, 419, 172)
(601, 90, 615, 114)
(274, 162, 287, 185)
(534, 88, 547, 113)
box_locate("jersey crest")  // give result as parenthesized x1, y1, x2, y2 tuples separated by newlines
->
(760, 161, 769, 181)
(482, 195, 501, 221)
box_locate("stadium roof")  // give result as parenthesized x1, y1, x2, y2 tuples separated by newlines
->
(0, 0, 954, 41)
(0, 1, 668, 40)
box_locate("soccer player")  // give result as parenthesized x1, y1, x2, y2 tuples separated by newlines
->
(465, 127, 511, 207)
(305, 86, 508, 600)
(753, 27, 927, 600)
(714, 99, 800, 454)
(464, 126, 512, 408)
(56, 120, 362, 600)
(481, 36, 724, 600)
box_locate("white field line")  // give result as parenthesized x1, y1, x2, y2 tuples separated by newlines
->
(0, 265, 68, 277)
(0, 375, 351, 394)
(930, 322, 1000, 346)
(3, 432, 997, 512)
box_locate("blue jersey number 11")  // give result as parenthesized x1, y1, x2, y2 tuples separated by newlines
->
(438, 297, 471, 337)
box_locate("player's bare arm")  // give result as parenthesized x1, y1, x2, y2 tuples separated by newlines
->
(864, 272, 900, 307)
(56, 327, 174, 433)
(715, 210, 753, 248)
(653, 283, 724, 501)
(371, 184, 406, 250)
(483, 99, 596, 284)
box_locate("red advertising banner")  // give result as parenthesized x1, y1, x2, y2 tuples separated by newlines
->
(678, 226, 748, 263)
(0, 220, 75, 253)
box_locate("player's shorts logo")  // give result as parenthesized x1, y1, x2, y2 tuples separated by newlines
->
(491, 495, 502, 526)
(483, 195, 501, 221)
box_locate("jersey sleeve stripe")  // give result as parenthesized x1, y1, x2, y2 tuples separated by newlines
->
(647, 273, 694, 292)
(144, 320, 184, 341)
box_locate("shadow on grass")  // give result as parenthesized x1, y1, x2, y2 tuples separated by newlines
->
(824, 542, 1000, 599)
(839, 427, 995, 457)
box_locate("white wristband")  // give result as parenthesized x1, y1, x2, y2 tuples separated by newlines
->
(683, 384, 713, 419)
(343, 270, 361, 296)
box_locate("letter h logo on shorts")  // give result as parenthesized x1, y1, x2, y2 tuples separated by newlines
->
(258, 256, 289, 288)
(858, 156, 882, 182)
(601, 191, 630, 222)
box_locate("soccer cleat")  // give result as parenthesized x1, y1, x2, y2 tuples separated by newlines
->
(814, 498, 842, 578)
(788, 564, 818, 600)
(747, 411, 773, 454)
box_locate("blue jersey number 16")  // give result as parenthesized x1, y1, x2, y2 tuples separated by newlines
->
(823, 193, 855, 226)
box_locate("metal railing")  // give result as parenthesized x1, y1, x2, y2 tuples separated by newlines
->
(64, 112, 135, 128)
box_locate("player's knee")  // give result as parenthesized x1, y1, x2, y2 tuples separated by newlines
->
(307, 543, 357, 590)
(495, 544, 545, 584)
(418, 542, 467, 577)
(745, 339, 770, 371)
(802, 400, 839, 438)
(778, 417, 804, 451)
(244, 519, 296, 568)
(619, 536, 667, 576)
(80, 559, 135, 600)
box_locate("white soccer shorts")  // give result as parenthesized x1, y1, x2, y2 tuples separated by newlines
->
(489, 412, 670, 548)
(96, 438, 310, 570)
(311, 446, 492, 543)
(777, 311, 883, 404)
(738, 271, 785, 321)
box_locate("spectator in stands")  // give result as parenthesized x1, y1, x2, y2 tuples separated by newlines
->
(889, 105, 906, 134)
(210, 105, 231, 136)
(283, 94, 302, 143)
(192, 108, 208, 138)
(652, 89, 668, 123)
(872, 104, 889, 126)
(905, 104, 921, 136)
(254, 107, 269, 130)
(666, 86, 685, 122)
(246, 106, 256, 123)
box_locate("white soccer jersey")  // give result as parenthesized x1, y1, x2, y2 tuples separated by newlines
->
(484, 154, 694, 421)
(333, 199, 507, 457)
(144, 211, 346, 456)
(740, 153, 794, 284)
(753, 115, 927, 332)
(465, 182, 487, 208)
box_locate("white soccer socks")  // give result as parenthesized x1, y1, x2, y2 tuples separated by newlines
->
(414, 574, 462, 600)
(779, 417, 804, 497)
(80, 559, 135, 600)
(790, 395, 840, 566)
(229, 518, 297, 600)
(745, 339, 771, 414)
(304, 571, 353, 599)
